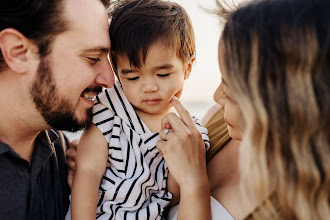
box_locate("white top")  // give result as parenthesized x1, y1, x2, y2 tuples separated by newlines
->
(65, 81, 210, 220)
(167, 196, 234, 220)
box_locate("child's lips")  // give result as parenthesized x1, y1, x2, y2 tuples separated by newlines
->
(144, 99, 161, 105)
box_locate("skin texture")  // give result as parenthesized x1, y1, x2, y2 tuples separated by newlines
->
(155, 38, 259, 220)
(42, 0, 114, 128)
(202, 105, 258, 219)
(205, 38, 259, 219)
(0, 0, 114, 162)
(116, 41, 192, 132)
(71, 42, 194, 218)
(157, 97, 211, 220)
(213, 40, 244, 141)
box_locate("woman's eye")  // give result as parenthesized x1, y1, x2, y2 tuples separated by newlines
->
(127, 77, 139, 81)
(158, 73, 170, 78)
(223, 91, 230, 100)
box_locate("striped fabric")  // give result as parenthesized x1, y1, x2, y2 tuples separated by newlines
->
(92, 81, 210, 220)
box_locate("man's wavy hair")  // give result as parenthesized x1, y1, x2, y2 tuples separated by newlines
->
(217, 0, 330, 219)
(108, 0, 195, 72)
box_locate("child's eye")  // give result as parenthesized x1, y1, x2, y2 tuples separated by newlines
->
(127, 77, 139, 81)
(157, 73, 170, 78)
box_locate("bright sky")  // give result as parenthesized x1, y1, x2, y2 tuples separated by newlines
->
(173, 0, 222, 103)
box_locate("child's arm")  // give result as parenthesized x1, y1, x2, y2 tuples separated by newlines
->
(167, 172, 180, 206)
(71, 124, 108, 220)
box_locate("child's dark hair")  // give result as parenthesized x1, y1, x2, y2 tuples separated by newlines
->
(108, 0, 195, 71)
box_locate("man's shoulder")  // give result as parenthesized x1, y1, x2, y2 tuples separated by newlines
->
(47, 129, 70, 153)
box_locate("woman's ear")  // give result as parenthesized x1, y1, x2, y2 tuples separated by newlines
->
(184, 54, 196, 80)
(0, 28, 30, 74)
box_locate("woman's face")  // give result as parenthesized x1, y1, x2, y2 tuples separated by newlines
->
(213, 39, 244, 141)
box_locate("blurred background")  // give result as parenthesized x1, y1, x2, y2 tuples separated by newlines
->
(173, 0, 222, 116)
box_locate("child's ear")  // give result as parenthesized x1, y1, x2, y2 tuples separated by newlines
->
(0, 28, 30, 74)
(184, 54, 196, 80)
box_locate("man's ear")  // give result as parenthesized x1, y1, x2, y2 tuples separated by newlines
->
(0, 28, 30, 73)
(184, 54, 196, 80)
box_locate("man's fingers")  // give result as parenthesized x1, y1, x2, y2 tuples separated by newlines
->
(67, 171, 74, 189)
(66, 138, 79, 172)
(69, 138, 79, 150)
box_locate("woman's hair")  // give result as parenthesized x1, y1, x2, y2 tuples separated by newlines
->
(217, 0, 330, 219)
(108, 0, 195, 71)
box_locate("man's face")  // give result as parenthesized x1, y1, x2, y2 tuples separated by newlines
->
(30, 0, 115, 131)
(30, 57, 102, 131)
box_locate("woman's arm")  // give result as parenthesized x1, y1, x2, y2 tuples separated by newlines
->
(157, 97, 211, 220)
(71, 124, 108, 220)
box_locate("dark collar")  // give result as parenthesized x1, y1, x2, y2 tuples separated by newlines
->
(0, 129, 59, 156)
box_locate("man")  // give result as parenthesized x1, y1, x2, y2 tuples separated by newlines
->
(0, 0, 115, 218)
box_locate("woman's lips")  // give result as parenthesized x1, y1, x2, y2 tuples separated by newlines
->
(224, 118, 233, 127)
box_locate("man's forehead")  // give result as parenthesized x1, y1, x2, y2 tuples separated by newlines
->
(62, 0, 110, 50)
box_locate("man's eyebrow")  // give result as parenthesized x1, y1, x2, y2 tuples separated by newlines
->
(81, 46, 110, 53)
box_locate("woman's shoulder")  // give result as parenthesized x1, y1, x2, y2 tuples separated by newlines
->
(201, 104, 222, 126)
(201, 104, 231, 162)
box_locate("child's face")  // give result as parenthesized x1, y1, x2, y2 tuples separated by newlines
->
(214, 39, 244, 141)
(116, 41, 192, 116)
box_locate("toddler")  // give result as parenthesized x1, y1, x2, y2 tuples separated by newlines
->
(67, 1, 209, 219)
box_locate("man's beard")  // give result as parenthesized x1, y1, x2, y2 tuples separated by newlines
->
(30, 57, 99, 132)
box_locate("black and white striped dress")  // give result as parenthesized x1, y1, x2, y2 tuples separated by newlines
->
(92, 81, 210, 220)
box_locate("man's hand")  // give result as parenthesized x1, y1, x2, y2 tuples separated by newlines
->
(66, 138, 79, 188)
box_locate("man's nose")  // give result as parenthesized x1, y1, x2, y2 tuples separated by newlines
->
(95, 59, 115, 88)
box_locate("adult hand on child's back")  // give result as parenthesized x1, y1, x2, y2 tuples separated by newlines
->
(66, 138, 79, 188)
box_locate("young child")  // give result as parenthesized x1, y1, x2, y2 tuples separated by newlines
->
(66, 1, 209, 219)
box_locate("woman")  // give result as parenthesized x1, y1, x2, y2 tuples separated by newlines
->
(157, 0, 330, 219)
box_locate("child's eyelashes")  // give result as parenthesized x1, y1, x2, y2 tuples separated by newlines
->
(127, 76, 139, 81)
(157, 73, 171, 78)
(125, 74, 171, 81)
